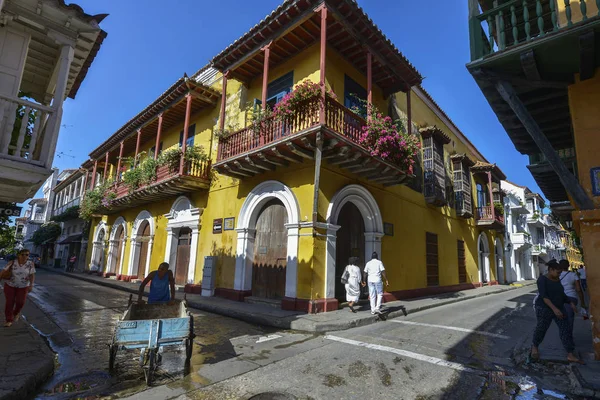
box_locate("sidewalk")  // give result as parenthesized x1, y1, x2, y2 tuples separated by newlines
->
(40, 267, 535, 332)
(0, 287, 55, 400)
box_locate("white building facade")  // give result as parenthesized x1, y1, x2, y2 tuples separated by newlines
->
(22, 168, 58, 253)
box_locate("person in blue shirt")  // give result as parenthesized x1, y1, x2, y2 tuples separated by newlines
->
(137, 262, 176, 304)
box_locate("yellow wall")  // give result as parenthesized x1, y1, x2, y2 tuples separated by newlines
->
(569, 69, 600, 208)
(557, 1, 599, 27)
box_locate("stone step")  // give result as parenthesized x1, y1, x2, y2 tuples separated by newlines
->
(244, 296, 282, 309)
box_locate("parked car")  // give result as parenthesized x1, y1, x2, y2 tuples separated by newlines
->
(29, 253, 41, 267)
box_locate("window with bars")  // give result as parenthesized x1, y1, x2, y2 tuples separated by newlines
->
(426, 232, 439, 287)
(423, 136, 446, 206)
(452, 158, 473, 218)
(457, 240, 467, 284)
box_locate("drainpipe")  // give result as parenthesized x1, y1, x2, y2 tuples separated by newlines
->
(312, 132, 323, 230)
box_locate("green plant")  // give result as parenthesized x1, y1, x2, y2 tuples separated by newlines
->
(493, 202, 504, 216)
(79, 181, 116, 220)
(32, 222, 61, 246)
(157, 145, 208, 173)
(51, 206, 80, 222)
(272, 80, 336, 121)
(532, 212, 540, 220)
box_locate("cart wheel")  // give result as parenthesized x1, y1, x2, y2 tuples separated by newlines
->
(185, 338, 193, 362)
(145, 350, 155, 386)
(108, 345, 117, 372)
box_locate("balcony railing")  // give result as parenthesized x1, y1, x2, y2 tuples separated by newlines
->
(476, 205, 505, 225)
(103, 156, 211, 212)
(469, 0, 600, 61)
(0, 94, 54, 167)
(217, 96, 365, 162)
(53, 198, 81, 217)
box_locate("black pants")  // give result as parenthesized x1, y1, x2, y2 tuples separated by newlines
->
(532, 306, 575, 353)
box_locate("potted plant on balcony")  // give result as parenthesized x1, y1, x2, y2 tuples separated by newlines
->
(273, 80, 336, 123)
(158, 145, 208, 173)
(358, 104, 420, 174)
(121, 153, 159, 193)
(79, 180, 116, 220)
(494, 202, 504, 216)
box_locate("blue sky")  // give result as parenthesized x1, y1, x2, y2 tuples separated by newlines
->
(25, 0, 541, 207)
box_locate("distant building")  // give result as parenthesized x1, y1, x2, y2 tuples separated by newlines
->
(21, 169, 59, 255)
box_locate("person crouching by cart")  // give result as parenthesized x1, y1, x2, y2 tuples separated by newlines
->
(137, 262, 176, 305)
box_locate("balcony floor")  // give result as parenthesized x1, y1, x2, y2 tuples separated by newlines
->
(213, 126, 409, 186)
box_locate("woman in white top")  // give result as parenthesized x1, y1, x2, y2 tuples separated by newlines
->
(2, 249, 36, 327)
(558, 259, 584, 336)
(343, 257, 362, 313)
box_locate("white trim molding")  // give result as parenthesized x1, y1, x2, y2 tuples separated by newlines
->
(234, 180, 300, 298)
(128, 210, 155, 279)
(90, 221, 107, 271)
(325, 184, 384, 299)
(107, 217, 127, 275)
(478, 232, 491, 284)
(164, 196, 202, 284)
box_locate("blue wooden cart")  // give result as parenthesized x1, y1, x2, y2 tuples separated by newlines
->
(108, 295, 194, 385)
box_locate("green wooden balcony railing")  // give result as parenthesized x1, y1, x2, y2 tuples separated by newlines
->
(469, 0, 600, 61)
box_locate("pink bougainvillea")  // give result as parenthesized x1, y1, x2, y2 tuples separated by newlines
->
(358, 106, 420, 174)
(273, 80, 336, 120)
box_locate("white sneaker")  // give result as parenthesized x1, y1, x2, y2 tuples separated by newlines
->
(4, 321, 12, 327)
(14, 313, 20, 322)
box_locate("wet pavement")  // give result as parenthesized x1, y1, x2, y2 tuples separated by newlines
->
(26, 270, 283, 399)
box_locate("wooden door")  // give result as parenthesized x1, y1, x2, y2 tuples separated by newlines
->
(252, 200, 288, 299)
(113, 228, 124, 274)
(335, 202, 365, 301)
(137, 222, 151, 280)
(175, 228, 191, 285)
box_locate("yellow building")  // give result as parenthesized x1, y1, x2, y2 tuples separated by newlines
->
(83, 0, 508, 313)
(466, 0, 600, 357)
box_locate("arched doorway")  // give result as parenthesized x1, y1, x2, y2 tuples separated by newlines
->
(136, 221, 151, 280)
(252, 199, 288, 299)
(326, 185, 384, 301)
(478, 233, 490, 285)
(334, 202, 365, 301)
(234, 181, 300, 300)
(495, 238, 504, 284)
(91, 224, 106, 271)
(175, 227, 192, 285)
(109, 225, 125, 274)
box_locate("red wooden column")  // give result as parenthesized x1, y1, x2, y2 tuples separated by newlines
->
(319, 5, 328, 124)
(83, 170, 89, 193)
(261, 43, 272, 110)
(155, 113, 163, 159)
(134, 129, 142, 165)
(366, 50, 372, 120)
(91, 160, 98, 188)
(116, 141, 124, 181)
(406, 88, 412, 135)
(180, 93, 193, 174)
(103, 152, 109, 182)
(487, 171, 495, 219)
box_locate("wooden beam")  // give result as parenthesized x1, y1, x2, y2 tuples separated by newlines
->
(520, 50, 542, 81)
(271, 147, 303, 163)
(234, 160, 261, 174)
(258, 152, 289, 167)
(473, 68, 572, 89)
(322, 138, 339, 151)
(579, 30, 596, 81)
(329, 152, 360, 165)
(495, 80, 594, 210)
(280, 35, 302, 52)
(245, 156, 275, 171)
(337, 154, 364, 168)
(323, 145, 349, 159)
(223, 164, 253, 178)
(301, 137, 315, 149)
(286, 142, 314, 159)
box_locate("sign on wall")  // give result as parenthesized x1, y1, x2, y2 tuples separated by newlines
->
(0, 203, 22, 217)
(591, 167, 600, 196)
(384, 222, 394, 236)
(224, 217, 235, 231)
(213, 218, 223, 234)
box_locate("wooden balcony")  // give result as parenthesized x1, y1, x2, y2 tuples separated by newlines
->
(101, 157, 211, 213)
(214, 97, 409, 186)
(476, 205, 505, 230)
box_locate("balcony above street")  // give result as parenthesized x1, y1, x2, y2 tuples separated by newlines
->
(476, 205, 505, 230)
(511, 232, 532, 250)
(100, 157, 211, 214)
(532, 244, 548, 256)
(214, 97, 410, 186)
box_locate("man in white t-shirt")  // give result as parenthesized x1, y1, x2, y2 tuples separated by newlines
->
(559, 259, 584, 336)
(362, 252, 389, 315)
(578, 266, 587, 292)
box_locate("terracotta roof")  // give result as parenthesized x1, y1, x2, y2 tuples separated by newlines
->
(88, 76, 221, 159)
(450, 153, 475, 167)
(50, 0, 108, 24)
(471, 161, 507, 180)
(211, 0, 422, 89)
(419, 126, 451, 144)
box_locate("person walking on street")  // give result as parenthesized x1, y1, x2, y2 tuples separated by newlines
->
(1, 249, 36, 327)
(362, 252, 389, 315)
(137, 262, 176, 305)
(342, 257, 362, 313)
(579, 265, 587, 292)
(531, 260, 582, 364)
(558, 259, 584, 338)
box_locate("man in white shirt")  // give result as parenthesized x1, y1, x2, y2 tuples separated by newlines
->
(362, 252, 389, 315)
(578, 266, 587, 292)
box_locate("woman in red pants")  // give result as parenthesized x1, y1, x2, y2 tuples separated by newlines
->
(2, 249, 35, 327)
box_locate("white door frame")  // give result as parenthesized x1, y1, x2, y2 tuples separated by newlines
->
(325, 184, 384, 299)
(107, 217, 127, 275)
(90, 221, 107, 271)
(478, 232, 491, 285)
(164, 196, 202, 285)
(495, 238, 504, 284)
(128, 210, 154, 278)
(234, 180, 300, 298)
